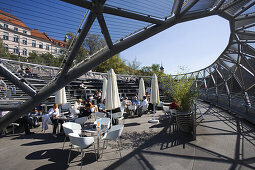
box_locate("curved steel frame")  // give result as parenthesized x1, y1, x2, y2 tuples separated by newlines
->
(1, 0, 255, 129)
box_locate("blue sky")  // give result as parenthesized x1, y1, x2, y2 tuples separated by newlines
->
(120, 15, 230, 75)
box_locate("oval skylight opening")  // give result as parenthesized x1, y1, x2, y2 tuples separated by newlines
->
(121, 15, 230, 75)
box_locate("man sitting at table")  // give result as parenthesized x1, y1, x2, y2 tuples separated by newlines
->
(48, 104, 63, 138)
(132, 96, 140, 105)
(138, 96, 148, 117)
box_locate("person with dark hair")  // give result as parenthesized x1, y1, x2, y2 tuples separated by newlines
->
(79, 104, 92, 117)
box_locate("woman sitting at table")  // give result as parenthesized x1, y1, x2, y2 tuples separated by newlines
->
(99, 99, 107, 113)
(169, 98, 179, 110)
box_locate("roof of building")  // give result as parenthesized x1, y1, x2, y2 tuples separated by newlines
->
(0, 10, 30, 29)
(0, 10, 66, 48)
(30, 30, 51, 42)
(48, 37, 67, 48)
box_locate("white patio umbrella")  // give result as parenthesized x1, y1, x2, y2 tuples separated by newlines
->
(105, 69, 121, 126)
(149, 73, 160, 123)
(138, 78, 146, 101)
(101, 77, 108, 102)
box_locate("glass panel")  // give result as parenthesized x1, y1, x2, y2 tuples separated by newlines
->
(227, 53, 238, 61)
(218, 63, 232, 80)
(222, 60, 236, 72)
(247, 86, 255, 96)
(227, 77, 242, 93)
(241, 43, 255, 56)
(229, 43, 238, 51)
(243, 55, 255, 71)
(240, 66, 255, 90)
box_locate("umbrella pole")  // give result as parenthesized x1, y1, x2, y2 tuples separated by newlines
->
(148, 104, 159, 123)
(153, 104, 155, 120)
(110, 110, 112, 127)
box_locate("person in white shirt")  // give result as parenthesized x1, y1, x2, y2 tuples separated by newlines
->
(48, 104, 62, 138)
(138, 96, 148, 117)
(71, 99, 82, 118)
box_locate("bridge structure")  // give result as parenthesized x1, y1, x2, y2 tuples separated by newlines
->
(1, 0, 255, 129)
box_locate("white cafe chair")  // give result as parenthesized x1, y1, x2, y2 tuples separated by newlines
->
(112, 112, 124, 124)
(101, 124, 124, 158)
(62, 122, 82, 150)
(74, 117, 88, 127)
(67, 133, 97, 169)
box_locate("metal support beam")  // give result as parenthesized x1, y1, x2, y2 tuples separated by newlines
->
(103, 6, 164, 25)
(171, 0, 184, 17)
(234, 1, 255, 18)
(95, 0, 113, 49)
(0, 64, 36, 97)
(0, 106, 18, 111)
(58, 11, 96, 80)
(179, 0, 199, 17)
(61, 0, 164, 25)
(221, 0, 243, 11)
(211, 0, 226, 11)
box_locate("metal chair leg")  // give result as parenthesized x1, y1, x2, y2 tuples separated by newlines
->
(117, 138, 122, 158)
(62, 136, 67, 150)
(93, 143, 98, 161)
(80, 149, 83, 170)
(67, 145, 73, 165)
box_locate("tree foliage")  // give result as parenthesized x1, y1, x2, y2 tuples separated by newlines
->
(93, 54, 128, 74)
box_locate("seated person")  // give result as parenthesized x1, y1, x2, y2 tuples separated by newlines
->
(84, 99, 93, 108)
(138, 96, 148, 116)
(132, 96, 140, 105)
(169, 98, 179, 110)
(72, 99, 82, 115)
(47, 104, 63, 138)
(99, 99, 107, 113)
(79, 104, 92, 117)
(21, 114, 37, 135)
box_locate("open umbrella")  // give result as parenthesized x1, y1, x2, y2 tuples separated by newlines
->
(105, 69, 121, 126)
(138, 78, 145, 101)
(101, 77, 108, 102)
(149, 73, 160, 123)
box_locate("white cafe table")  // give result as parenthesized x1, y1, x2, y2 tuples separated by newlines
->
(82, 124, 108, 157)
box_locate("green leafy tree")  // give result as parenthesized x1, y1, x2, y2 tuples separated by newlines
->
(0, 38, 10, 59)
(93, 54, 128, 74)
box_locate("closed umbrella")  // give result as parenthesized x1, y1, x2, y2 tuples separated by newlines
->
(105, 69, 121, 126)
(149, 73, 160, 123)
(55, 87, 67, 106)
(101, 77, 107, 102)
(138, 78, 145, 101)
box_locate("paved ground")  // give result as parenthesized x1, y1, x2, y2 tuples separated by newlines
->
(0, 102, 255, 170)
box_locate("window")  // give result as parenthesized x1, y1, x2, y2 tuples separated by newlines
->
(23, 48, 27, 56)
(22, 38, 27, 45)
(38, 42, 43, 49)
(13, 35, 19, 42)
(14, 27, 18, 31)
(4, 44, 8, 51)
(54, 48, 57, 54)
(23, 30, 27, 34)
(32, 40, 36, 47)
(46, 44, 49, 50)
(3, 24, 8, 28)
(13, 46, 19, 54)
(3, 32, 9, 40)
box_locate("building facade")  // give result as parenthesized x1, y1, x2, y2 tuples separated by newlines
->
(0, 10, 66, 57)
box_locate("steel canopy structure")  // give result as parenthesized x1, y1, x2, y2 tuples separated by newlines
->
(1, 0, 255, 129)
